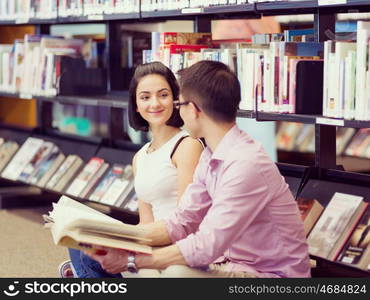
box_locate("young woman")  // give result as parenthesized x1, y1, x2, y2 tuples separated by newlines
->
(61, 62, 203, 278)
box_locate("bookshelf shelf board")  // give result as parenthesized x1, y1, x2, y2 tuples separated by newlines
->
(0, 91, 25, 100)
(310, 254, 370, 278)
(256, 112, 318, 124)
(42, 128, 103, 145)
(38, 92, 129, 108)
(257, 0, 370, 14)
(57, 12, 140, 24)
(237, 110, 256, 119)
(141, 4, 255, 19)
(256, 0, 317, 14)
(344, 119, 370, 129)
(141, 9, 197, 19)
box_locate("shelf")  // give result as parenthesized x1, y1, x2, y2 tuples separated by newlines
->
(257, 112, 318, 124)
(257, 0, 370, 15)
(237, 109, 255, 118)
(311, 254, 370, 277)
(0, 13, 140, 25)
(0, 91, 129, 108)
(141, 4, 256, 19)
(57, 12, 140, 23)
(1, 1, 370, 25)
(2, 91, 369, 128)
(256, 0, 317, 14)
(38, 92, 129, 108)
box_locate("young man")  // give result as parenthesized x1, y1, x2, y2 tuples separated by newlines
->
(86, 61, 311, 278)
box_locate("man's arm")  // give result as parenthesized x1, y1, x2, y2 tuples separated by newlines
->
(86, 244, 186, 274)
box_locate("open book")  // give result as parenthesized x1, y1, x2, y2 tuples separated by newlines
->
(44, 196, 152, 254)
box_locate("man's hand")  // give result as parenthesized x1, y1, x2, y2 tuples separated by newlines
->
(84, 246, 130, 274)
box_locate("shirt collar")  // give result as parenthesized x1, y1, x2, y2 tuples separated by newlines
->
(204, 124, 240, 162)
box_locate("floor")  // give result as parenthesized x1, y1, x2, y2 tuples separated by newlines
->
(0, 205, 69, 277)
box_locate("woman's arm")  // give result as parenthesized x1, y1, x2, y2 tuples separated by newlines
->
(172, 138, 204, 203)
(138, 200, 155, 224)
(133, 153, 155, 224)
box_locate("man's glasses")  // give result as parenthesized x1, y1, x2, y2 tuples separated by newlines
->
(173, 100, 201, 112)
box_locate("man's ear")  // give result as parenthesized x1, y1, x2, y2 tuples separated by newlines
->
(189, 102, 200, 119)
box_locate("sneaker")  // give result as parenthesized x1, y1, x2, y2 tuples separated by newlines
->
(58, 261, 75, 278)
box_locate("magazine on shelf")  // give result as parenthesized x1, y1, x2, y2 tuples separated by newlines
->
(307, 192, 368, 261)
(0, 140, 19, 173)
(336, 206, 370, 271)
(1, 137, 44, 181)
(46, 154, 84, 192)
(65, 157, 106, 197)
(99, 165, 134, 206)
(44, 196, 152, 254)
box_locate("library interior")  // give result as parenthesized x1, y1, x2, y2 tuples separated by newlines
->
(0, 0, 369, 278)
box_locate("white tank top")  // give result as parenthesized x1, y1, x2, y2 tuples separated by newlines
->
(134, 130, 189, 221)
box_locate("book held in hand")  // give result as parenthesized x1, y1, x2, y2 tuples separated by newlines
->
(45, 196, 152, 255)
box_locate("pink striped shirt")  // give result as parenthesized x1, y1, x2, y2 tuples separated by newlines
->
(165, 125, 311, 278)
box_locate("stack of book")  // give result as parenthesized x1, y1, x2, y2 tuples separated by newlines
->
(0, 0, 140, 20)
(144, 30, 324, 114)
(323, 21, 370, 121)
(0, 34, 103, 97)
(0, 0, 58, 21)
(82, 0, 139, 16)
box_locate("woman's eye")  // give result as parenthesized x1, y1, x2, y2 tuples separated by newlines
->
(160, 93, 168, 98)
(140, 96, 149, 101)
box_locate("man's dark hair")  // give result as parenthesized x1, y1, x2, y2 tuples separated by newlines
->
(128, 62, 183, 131)
(177, 60, 240, 123)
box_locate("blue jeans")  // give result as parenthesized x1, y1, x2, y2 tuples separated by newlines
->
(69, 248, 122, 278)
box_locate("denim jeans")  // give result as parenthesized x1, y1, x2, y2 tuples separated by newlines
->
(69, 248, 122, 278)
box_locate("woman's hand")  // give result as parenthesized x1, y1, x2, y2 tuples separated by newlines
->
(84, 245, 130, 274)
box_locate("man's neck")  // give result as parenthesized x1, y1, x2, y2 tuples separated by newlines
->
(202, 121, 236, 153)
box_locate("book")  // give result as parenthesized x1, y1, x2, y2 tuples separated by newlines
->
(1, 137, 44, 181)
(307, 192, 368, 261)
(18, 141, 55, 183)
(336, 206, 370, 271)
(89, 164, 125, 202)
(28, 146, 66, 187)
(46, 154, 84, 192)
(0, 141, 19, 173)
(45, 195, 152, 254)
(297, 198, 324, 236)
(79, 162, 109, 199)
(65, 157, 105, 197)
(99, 165, 134, 206)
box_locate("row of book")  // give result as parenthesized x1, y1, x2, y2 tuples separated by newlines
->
(144, 22, 370, 121)
(0, 34, 102, 97)
(0, 0, 139, 20)
(144, 31, 324, 114)
(299, 193, 369, 272)
(0, 136, 137, 212)
(323, 21, 370, 121)
(276, 122, 370, 159)
(0, 1, 310, 20)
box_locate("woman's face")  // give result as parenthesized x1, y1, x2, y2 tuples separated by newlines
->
(136, 74, 174, 128)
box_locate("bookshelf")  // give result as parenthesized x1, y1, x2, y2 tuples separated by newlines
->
(0, 1, 370, 277)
